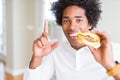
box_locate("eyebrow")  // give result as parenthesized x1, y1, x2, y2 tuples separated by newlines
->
(62, 16, 83, 19)
(74, 16, 83, 18)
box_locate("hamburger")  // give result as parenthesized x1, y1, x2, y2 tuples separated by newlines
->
(77, 32, 101, 48)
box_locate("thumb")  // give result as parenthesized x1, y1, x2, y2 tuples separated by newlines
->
(51, 42, 62, 51)
(87, 45, 96, 54)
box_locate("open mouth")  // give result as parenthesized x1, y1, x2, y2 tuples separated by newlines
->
(69, 31, 81, 37)
(69, 33, 79, 36)
(68, 32, 79, 40)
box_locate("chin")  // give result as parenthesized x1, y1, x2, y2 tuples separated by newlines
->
(70, 41, 85, 47)
(70, 41, 79, 46)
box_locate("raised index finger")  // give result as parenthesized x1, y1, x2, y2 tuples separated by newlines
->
(44, 19, 48, 33)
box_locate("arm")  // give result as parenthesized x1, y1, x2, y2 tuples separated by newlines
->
(24, 20, 61, 80)
(29, 20, 61, 69)
(88, 30, 120, 80)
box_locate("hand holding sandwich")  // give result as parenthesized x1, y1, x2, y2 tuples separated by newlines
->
(87, 30, 116, 71)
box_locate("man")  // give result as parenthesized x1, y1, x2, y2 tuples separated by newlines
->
(24, 0, 120, 80)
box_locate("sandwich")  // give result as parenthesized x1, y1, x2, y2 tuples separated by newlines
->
(77, 32, 101, 48)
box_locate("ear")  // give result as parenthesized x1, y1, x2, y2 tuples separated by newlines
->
(88, 24, 92, 30)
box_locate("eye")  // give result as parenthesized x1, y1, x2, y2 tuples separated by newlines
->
(62, 19, 70, 24)
(76, 19, 82, 23)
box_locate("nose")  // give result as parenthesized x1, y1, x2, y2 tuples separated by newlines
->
(69, 21, 76, 30)
(68, 21, 83, 32)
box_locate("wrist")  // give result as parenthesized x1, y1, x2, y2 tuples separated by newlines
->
(29, 56, 43, 69)
(104, 61, 116, 71)
(107, 61, 120, 77)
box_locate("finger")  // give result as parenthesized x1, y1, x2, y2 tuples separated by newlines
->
(91, 30, 106, 37)
(51, 42, 62, 51)
(87, 45, 98, 57)
(39, 37, 47, 48)
(44, 19, 48, 33)
(33, 40, 42, 48)
(88, 45, 96, 53)
(37, 41, 42, 48)
(100, 32, 110, 41)
(42, 32, 50, 42)
(91, 30, 109, 40)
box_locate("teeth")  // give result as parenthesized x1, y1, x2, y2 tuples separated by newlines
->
(69, 33, 78, 36)
(69, 31, 82, 36)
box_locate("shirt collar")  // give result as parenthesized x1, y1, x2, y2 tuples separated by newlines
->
(65, 41, 91, 55)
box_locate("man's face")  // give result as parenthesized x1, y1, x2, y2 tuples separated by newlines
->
(62, 5, 91, 48)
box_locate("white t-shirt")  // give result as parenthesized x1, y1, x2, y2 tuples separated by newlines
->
(24, 41, 120, 80)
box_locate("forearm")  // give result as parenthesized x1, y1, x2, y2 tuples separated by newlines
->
(29, 55, 43, 69)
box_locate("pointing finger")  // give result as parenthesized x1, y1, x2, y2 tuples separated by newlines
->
(44, 19, 48, 33)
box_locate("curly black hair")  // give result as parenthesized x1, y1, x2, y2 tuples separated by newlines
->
(51, 0, 102, 30)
